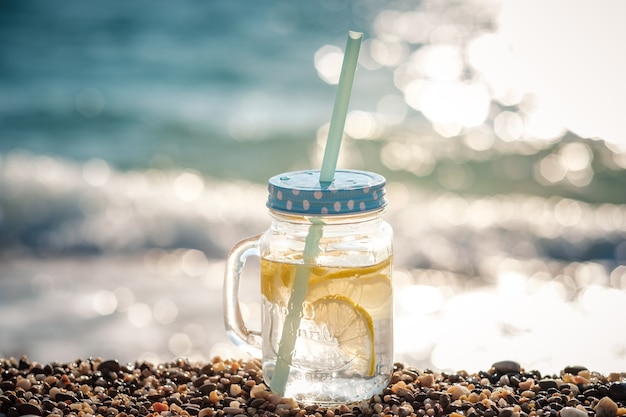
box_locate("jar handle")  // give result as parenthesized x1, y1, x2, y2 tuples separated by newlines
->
(223, 234, 263, 357)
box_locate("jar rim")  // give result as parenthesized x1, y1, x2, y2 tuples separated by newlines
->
(267, 169, 387, 215)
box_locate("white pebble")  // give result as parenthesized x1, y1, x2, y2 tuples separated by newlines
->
(230, 384, 242, 396)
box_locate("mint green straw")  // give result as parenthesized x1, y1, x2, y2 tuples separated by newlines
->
(320, 31, 363, 185)
(269, 31, 363, 396)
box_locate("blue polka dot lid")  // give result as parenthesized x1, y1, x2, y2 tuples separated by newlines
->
(267, 169, 387, 215)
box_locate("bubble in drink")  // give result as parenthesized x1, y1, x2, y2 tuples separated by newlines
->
(260, 257, 393, 405)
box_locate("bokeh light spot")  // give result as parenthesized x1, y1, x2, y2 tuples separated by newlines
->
(314, 45, 343, 85)
(174, 171, 204, 202)
(82, 158, 110, 187)
(154, 299, 178, 324)
(92, 290, 118, 316)
(128, 303, 152, 327)
(168, 333, 192, 356)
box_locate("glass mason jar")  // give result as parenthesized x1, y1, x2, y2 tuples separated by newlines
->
(224, 169, 393, 405)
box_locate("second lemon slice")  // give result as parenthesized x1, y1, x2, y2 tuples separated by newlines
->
(305, 294, 375, 376)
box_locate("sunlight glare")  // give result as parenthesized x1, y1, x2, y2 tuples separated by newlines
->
(314, 45, 343, 85)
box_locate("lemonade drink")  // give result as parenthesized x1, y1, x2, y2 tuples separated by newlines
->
(260, 257, 393, 404)
(223, 169, 393, 404)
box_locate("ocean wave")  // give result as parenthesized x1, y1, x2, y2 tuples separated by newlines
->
(1, 150, 625, 271)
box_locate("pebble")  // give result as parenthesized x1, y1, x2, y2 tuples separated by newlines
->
(609, 383, 626, 402)
(539, 379, 559, 391)
(0, 356, 624, 417)
(97, 359, 121, 374)
(492, 361, 522, 375)
(563, 366, 588, 376)
(596, 397, 619, 417)
(560, 407, 588, 417)
(447, 385, 470, 400)
(418, 374, 435, 388)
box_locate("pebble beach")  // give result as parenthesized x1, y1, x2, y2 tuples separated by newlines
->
(1, 357, 625, 417)
(1, 0, 626, 395)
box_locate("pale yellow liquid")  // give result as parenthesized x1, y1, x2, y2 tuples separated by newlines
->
(260, 257, 393, 404)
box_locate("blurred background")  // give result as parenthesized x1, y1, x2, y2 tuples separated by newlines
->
(1, 0, 626, 374)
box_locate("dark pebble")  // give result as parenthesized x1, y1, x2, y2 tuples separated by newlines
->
(551, 403, 564, 412)
(484, 409, 497, 417)
(563, 366, 588, 375)
(15, 403, 42, 416)
(415, 392, 428, 403)
(183, 405, 201, 415)
(539, 379, 559, 391)
(250, 398, 267, 408)
(173, 372, 192, 384)
(439, 393, 451, 410)
(429, 391, 443, 400)
(168, 396, 183, 406)
(18, 358, 29, 371)
(505, 394, 517, 405)
(492, 361, 521, 375)
(509, 375, 521, 387)
(0, 381, 14, 391)
(98, 359, 121, 374)
(398, 407, 411, 417)
(608, 383, 626, 401)
(146, 393, 165, 401)
(193, 376, 209, 388)
(41, 399, 55, 411)
(499, 408, 514, 417)
(56, 392, 78, 403)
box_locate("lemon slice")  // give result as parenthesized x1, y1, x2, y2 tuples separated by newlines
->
(306, 273, 391, 311)
(306, 295, 375, 376)
(261, 259, 293, 306)
(309, 257, 391, 280)
(261, 259, 393, 313)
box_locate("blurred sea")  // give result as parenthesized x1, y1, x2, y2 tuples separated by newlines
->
(1, 0, 626, 374)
